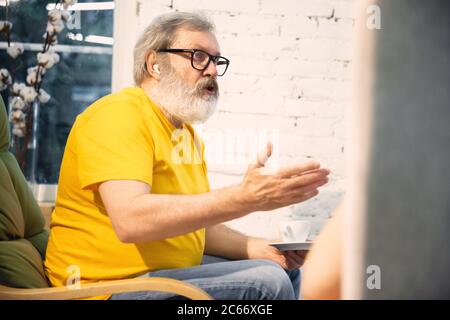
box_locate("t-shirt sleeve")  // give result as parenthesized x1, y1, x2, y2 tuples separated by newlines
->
(75, 102, 154, 190)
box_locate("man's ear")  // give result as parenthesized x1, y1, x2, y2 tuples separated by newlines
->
(145, 50, 160, 80)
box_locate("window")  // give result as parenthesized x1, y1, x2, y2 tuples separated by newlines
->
(0, 0, 114, 189)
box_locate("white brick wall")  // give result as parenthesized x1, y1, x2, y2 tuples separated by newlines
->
(138, 0, 355, 239)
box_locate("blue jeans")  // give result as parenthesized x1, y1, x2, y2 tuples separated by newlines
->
(109, 255, 300, 300)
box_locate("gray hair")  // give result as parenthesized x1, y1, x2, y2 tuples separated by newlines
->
(133, 12, 215, 85)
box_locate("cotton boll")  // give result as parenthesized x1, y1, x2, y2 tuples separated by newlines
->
(20, 86, 38, 103)
(53, 19, 64, 33)
(46, 23, 56, 35)
(52, 51, 60, 64)
(61, 10, 71, 22)
(10, 110, 24, 122)
(6, 46, 20, 58)
(26, 72, 38, 86)
(0, 68, 12, 89)
(49, 37, 58, 46)
(27, 66, 45, 76)
(46, 59, 56, 69)
(48, 10, 62, 24)
(6, 43, 24, 59)
(10, 96, 26, 110)
(37, 51, 60, 69)
(37, 52, 49, 65)
(0, 68, 11, 80)
(12, 126, 25, 138)
(43, 32, 58, 46)
(12, 82, 27, 96)
(0, 21, 13, 33)
(26, 66, 45, 84)
(37, 52, 52, 67)
(62, 0, 77, 9)
(17, 121, 26, 129)
(38, 89, 51, 104)
(46, 20, 64, 34)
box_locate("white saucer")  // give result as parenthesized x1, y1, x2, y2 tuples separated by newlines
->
(269, 241, 313, 251)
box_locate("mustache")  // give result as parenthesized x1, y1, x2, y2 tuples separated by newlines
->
(194, 77, 219, 95)
(159, 67, 219, 98)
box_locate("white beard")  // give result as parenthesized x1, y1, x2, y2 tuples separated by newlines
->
(149, 68, 219, 125)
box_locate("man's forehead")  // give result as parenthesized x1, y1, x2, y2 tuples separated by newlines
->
(172, 29, 221, 55)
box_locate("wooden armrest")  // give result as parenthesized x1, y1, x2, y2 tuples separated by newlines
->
(38, 202, 54, 230)
(0, 277, 212, 300)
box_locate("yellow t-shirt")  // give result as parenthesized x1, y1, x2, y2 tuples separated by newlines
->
(44, 87, 210, 299)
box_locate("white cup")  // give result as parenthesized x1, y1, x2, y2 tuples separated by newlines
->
(307, 218, 328, 242)
(278, 220, 311, 242)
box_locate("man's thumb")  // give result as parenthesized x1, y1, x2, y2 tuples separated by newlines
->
(253, 141, 273, 168)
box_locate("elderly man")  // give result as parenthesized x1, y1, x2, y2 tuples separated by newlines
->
(44, 12, 330, 300)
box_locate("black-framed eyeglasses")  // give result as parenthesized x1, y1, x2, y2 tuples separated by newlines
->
(157, 48, 230, 76)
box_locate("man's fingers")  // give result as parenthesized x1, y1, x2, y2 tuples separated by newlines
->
(277, 161, 321, 178)
(297, 167, 331, 177)
(271, 252, 290, 269)
(285, 250, 305, 267)
(295, 250, 308, 259)
(273, 169, 329, 207)
(257, 141, 273, 166)
(288, 189, 320, 206)
(278, 179, 326, 207)
(249, 141, 273, 169)
(284, 255, 301, 270)
(286, 171, 330, 190)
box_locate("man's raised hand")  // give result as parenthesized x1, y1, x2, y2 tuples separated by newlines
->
(239, 142, 330, 212)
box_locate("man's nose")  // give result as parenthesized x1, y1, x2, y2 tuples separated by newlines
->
(203, 60, 218, 78)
